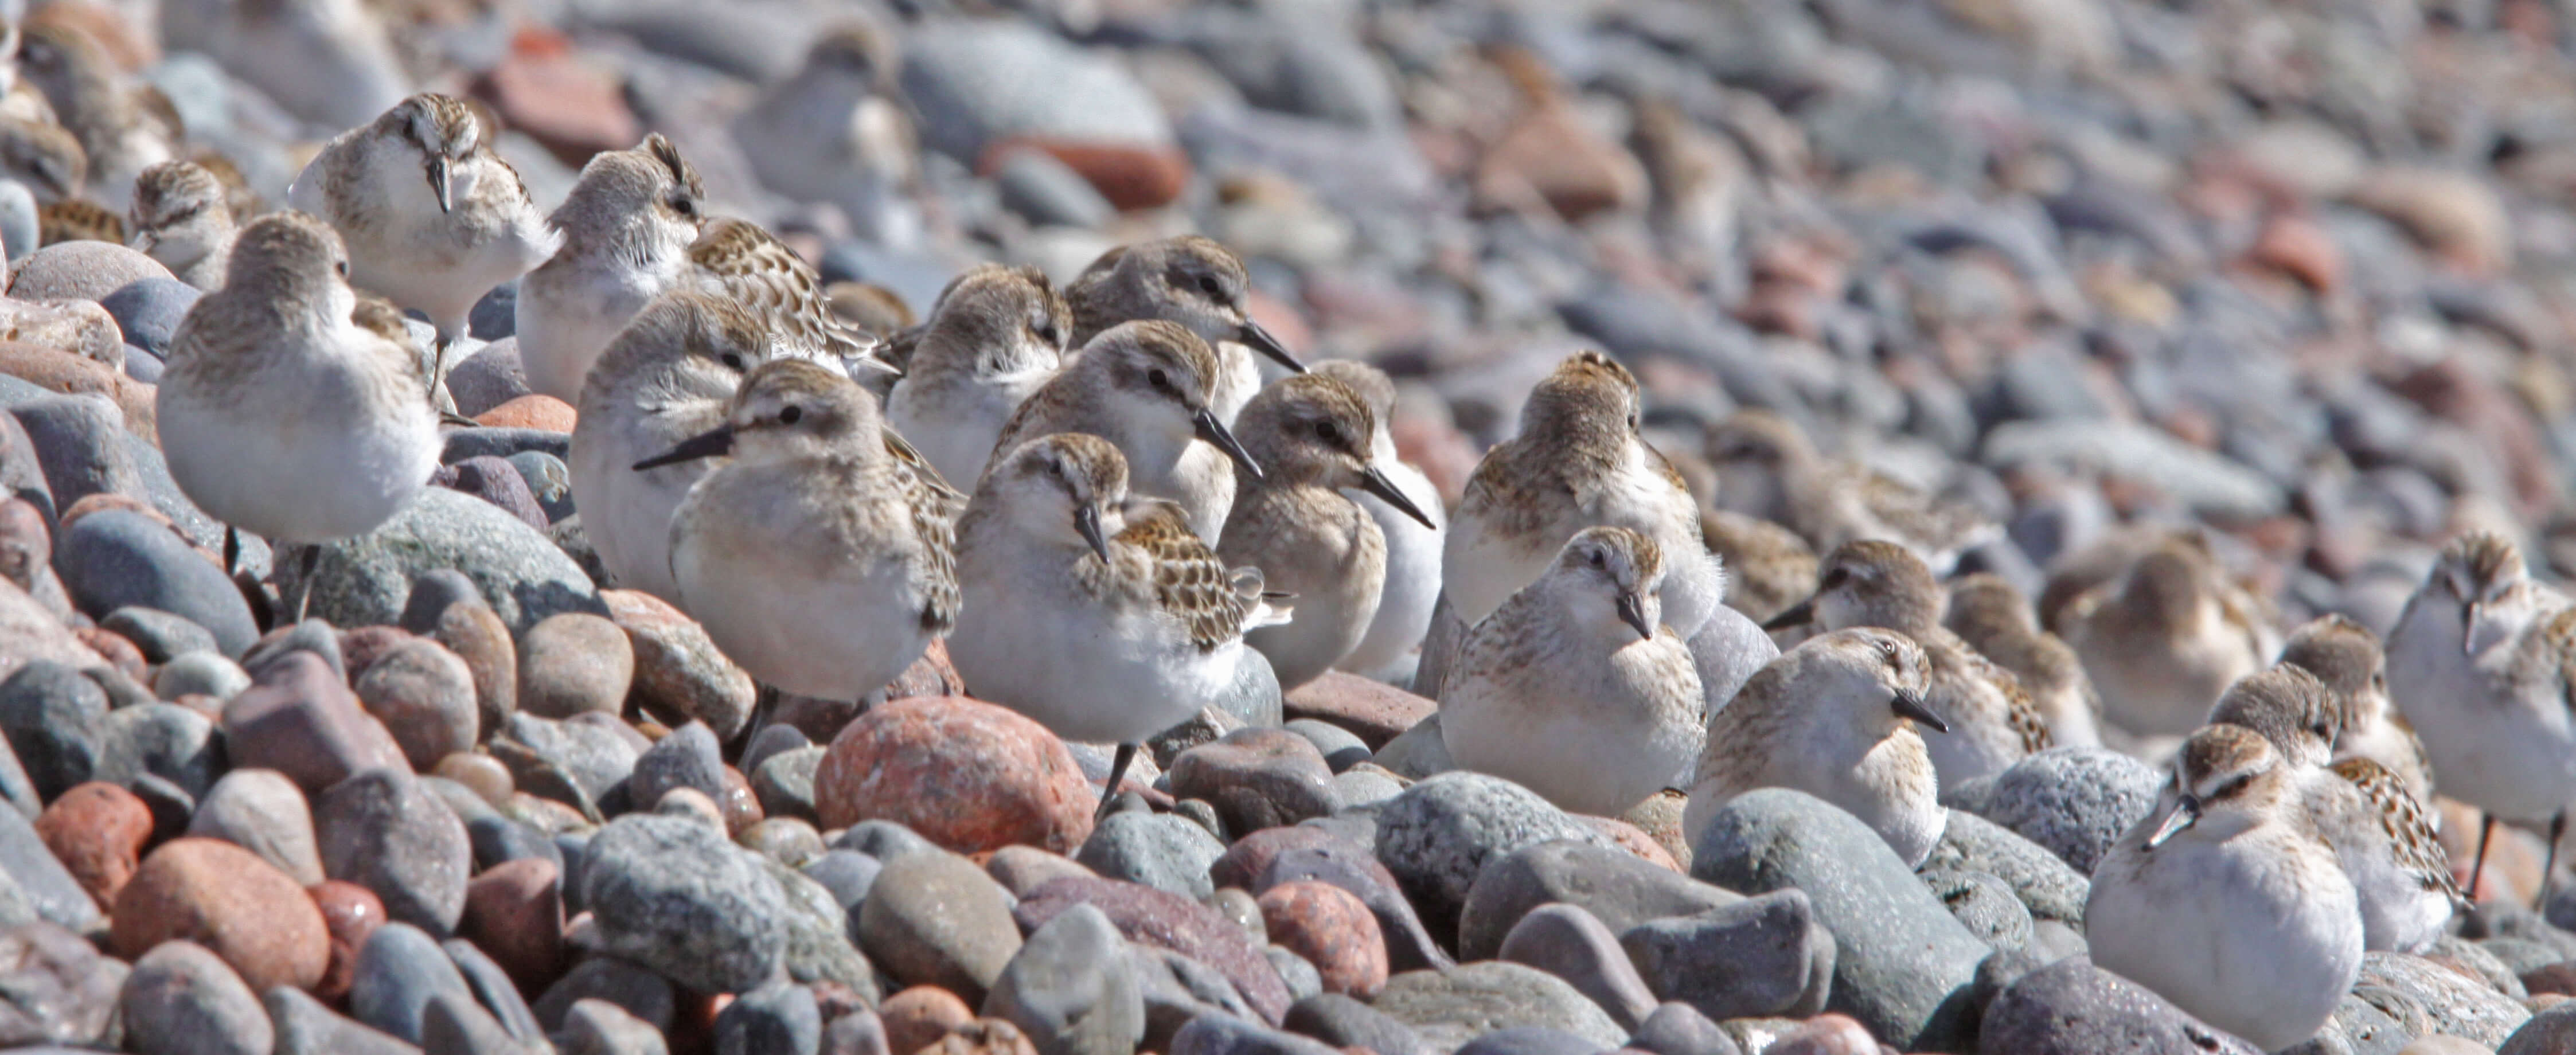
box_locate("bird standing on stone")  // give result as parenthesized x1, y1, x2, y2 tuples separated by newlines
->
(157, 211, 440, 610)
(950, 433, 1289, 808)
(1687, 627, 1947, 866)
(517, 134, 707, 403)
(635, 359, 960, 702)
(287, 92, 559, 371)
(1218, 372, 1436, 690)
(1310, 360, 1447, 682)
(2086, 724, 2363, 1052)
(1442, 526, 1705, 818)
(884, 263, 1071, 486)
(1064, 235, 1308, 422)
(2386, 531, 2576, 904)
(988, 320, 1263, 545)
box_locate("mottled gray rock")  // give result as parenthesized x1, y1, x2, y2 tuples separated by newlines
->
(266, 986, 420, 1055)
(983, 902, 1145, 1055)
(278, 488, 604, 635)
(1977, 956, 2261, 1054)
(2355, 951, 2529, 1046)
(531, 958, 674, 1034)
(154, 650, 249, 701)
(0, 922, 122, 1045)
(625, 720, 723, 810)
(1919, 810, 2088, 924)
(581, 814, 788, 994)
(1369, 962, 1625, 1055)
(1375, 773, 1609, 940)
(0, 660, 103, 800)
(1968, 748, 2161, 875)
(92, 701, 223, 799)
(1077, 810, 1228, 902)
(318, 768, 473, 933)
(351, 923, 471, 1044)
(0, 804, 97, 931)
(1459, 839, 1740, 962)
(53, 508, 256, 655)
(119, 940, 273, 1055)
(758, 856, 880, 997)
(1495, 903, 1656, 1030)
(189, 768, 324, 885)
(1627, 1003, 1742, 1055)
(1617, 888, 1835, 1025)
(716, 979, 821, 1055)
(1284, 993, 1424, 1055)
(1689, 788, 1986, 1050)
(1919, 870, 2033, 952)
(857, 849, 1021, 1005)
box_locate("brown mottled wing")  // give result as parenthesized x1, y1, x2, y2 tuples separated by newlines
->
(887, 427, 962, 633)
(692, 219, 878, 362)
(1952, 642, 2052, 755)
(2332, 756, 2462, 904)
(876, 321, 930, 375)
(1118, 502, 1250, 652)
(1063, 244, 1126, 345)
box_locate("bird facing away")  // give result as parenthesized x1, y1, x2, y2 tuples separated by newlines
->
(516, 133, 706, 402)
(1701, 409, 1996, 575)
(950, 432, 1289, 806)
(1442, 526, 1705, 818)
(2278, 613, 2434, 804)
(1219, 372, 1437, 690)
(1423, 350, 1724, 698)
(2059, 533, 2278, 737)
(128, 158, 236, 289)
(157, 211, 440, 589)
(1700, 508, 1818, 626)
(15, 22, 178, 208)
(988, 319, 1263, 545)
(287, 93, 560, 350)
(1310, 359, 1448, 681)
(885, 263, 1071, 486)
(2204, 665, 2459, 954)
(2086, 724, 2363, 1052)
(1943, 572, 2102, 749)
(635, 358, 961, 702)
(569, 288, 788, 604)
(1064, 235, 1307, 421)
(2386, 530, 2576, 904)
(1687, 627, 1948, 866)
(1766, 540, 2052, 783)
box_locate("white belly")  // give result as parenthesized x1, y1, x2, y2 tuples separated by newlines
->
(948, 577, 1228, 744)
(673, 536, 929, 701)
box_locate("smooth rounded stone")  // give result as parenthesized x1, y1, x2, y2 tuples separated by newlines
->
(581, 813, 788, 994)
(420, 988, 528, 1054)
(1375, 773, 1611, 940)
(460, 858, 565, 993)
(444, 938, 544, 1044)
(994, 149, 1115, 228)
(744, 818, 828, 867)
(0, 921, 124, 1045)
(401, 573, 488, 635)
(653, 786, 725, 831)
(111, 837, 328, 992)
(758, 854, 881, 997)
(1971, 747, 2162, 876)
(1218, 827, 1447, 974)
(155, 650, 249, 701)
(103, 605, 216, 662)
(280, 488, 606, 636)
(820, 1009, 887, 1055)
(1615, 889, 1835, 1025)
(432, 599, 516, 734)
(311, 881, 387, 1002)
(0, 181, 32, 263)
(221, 651, 408, 794)
(1259, 880, 1386, 1000)
(1627, 1003, 1743, 1055)
(1171, 1014, 1341, 1055)
(9, 241, 174, 300)
(517, 613, 632, 720)
(470, 814, 565, 873)
(561, 997, 669, 1055)
(1170, 728, 1341, 834)
(1919, 870, 2033, 952)
(350, 923, 473, 1044)
(440, 428, 569, 466)
(1282, 720, 1369, 773)
(804, 850, 884, 916)
(1284, 993, 1426, 1055)
(1494, 903, 1657, 1030)
(0, 799, 93, 931)
(983, 902, 1145, 1055)
(503, 452, 573, 523)
(266, 986, 420, 1055)
(1370, 962, 1626, 1055)
(1333, 768, 1402, 810)
(14, 394, 133, 515)
(123, 345, 161, 382)
(2503, 1001, 2576, 1055)
(1364, 708, 1450, 779)
(1126, 945, 1256, 1049)
(97, 279, 198, 357)
(988, 847, 1094, 900)
(437, 455, 549, 534)
(34, 782, 149, 907)
(836, 821, 937, 866)
(1270, 946, 1322, 1003)
(0, 661, 102, 799)
(315, 768, 473, 934)
(2358, 952, 2531, 1045)
(1689, 789, 1987, 1051)
(600, 590, 754, 741)
(357, 638, 482, 771)
(741, 724, 810, 777)
(755, 745, 828, 823)
(53, 509, 256, 655)
(1017, 872, 1295, 1025)
(242, 620, 345, 679)
(1212, 887, 1264, 942)
(901, 19, 1173, 162)
(437, 754, 514, 808)
(716, 978, 821, 1055)
(91, 700, 221, 797)
(857, 849, 1023, 1005)
(1451, 1026, 1598, 1055)
(446, 338, 529, 419)
(533, 958, 675, 1034)
(818, 696, 1095, 856)
(883, 984, 977, 1055)
(119, 940, 275, 1055)
(626, 720, 723, 811)
(502, 712, 637, 805)
(1075, 810, 1226, 902)
(1978, 956, 2261, 1054)
(1458, 840, 1742, 963)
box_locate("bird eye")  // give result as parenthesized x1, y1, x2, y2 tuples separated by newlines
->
(1315, 421, 1338, 444)
(669, 193, 696, 217)
(2371, 672, 2386, 692)
(1588, 549, 1605, 568)
(721, 353, 744, 370)
(335, 259, 349, 278)
(780, 405, 803, 425)
(1148, 368, 1170, 390)
(1821, 568, 1849, 590)
(1196, 274, 1224, 299)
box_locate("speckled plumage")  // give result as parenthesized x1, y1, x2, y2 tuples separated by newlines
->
(885, 263, 1069, 485)
(685, 217, 884, 368)
(128, 159, 235, 288)
(2279, 614, 2434, 803)
(1944, 572, 2102, 748)
(1064, 235, 1306, 421)
(989, 319, 1252, 545)
(516, 134, 706, 401)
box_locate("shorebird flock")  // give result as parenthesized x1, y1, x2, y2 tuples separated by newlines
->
(145, 93, 2576, 1050)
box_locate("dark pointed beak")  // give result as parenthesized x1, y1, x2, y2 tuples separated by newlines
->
(633, 424, 734, 470)
(1357, 466, 1436, 530)
(1762, 596, 1816, 631)
(2144, 795, 2200, 850)
(1891, 687, 1949, 733)
(1238, 317, 1307, 374)
(426, 157, 452, 214)
(2462, 601, 2483, 655)
(1075, 503, 1112, 564)
(1615, 591, 1654, 640)
(1194, 408, 1263, 480)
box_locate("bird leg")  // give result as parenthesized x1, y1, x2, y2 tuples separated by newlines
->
(2542, 810, 2567, 911)
(2470, 812, 2496, 906)
(222, 525, 239, 579)
(293, 546, 322, 624)
(1098, 741, 1139, 818)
